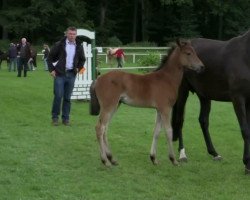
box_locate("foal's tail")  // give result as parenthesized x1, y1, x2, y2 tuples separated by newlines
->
(89, 80, 100, 115)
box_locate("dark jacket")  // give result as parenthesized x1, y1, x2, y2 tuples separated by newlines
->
(8, 46, 17, 59)
(17, 42, 31, 59)
(47, 37, 86, 76)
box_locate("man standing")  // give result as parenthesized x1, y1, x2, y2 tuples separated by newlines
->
(17, 38, 31, 77)
(8, 43, 17, 72)
(47, 27, 86, 126)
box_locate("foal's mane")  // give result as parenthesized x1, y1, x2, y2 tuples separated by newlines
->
(154, 45, 176, 71)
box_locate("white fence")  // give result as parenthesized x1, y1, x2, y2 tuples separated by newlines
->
(71, 42, 93, 100)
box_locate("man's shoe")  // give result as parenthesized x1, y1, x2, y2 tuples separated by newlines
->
(62, 120, 70, 126)
(52, 119, 59, 126)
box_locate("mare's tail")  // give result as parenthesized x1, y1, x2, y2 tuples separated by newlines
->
(89, 80, 100, 115)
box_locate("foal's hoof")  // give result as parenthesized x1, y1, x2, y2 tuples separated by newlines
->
(213, 155, 222, 161)
(179, 157, 188, 163)
(169, 157, 179, 166)
(111, 160, 119, 166)
(150, 155, 159, 165)
(101, 159, 111, 167)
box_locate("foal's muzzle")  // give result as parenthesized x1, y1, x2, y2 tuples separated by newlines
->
(196, 65, 205, 73)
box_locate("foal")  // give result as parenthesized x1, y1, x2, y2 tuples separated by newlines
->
(90, 40, 204, 166)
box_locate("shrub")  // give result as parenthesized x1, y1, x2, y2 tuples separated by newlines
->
(0, 40, 10, 51)
(138, 52, 159, 73)
(107, 36, 123, 47)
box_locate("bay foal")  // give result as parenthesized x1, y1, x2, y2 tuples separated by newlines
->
(90, 40, 204, 166)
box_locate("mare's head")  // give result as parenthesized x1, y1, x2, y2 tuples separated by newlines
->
(176, 39, 204, 73)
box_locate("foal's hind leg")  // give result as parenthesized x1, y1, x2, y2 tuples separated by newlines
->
(96, 110, 114, 166)
(103, 122, 118, 165)
(150, 111, 162, 165)
(160, 108, 178, 166)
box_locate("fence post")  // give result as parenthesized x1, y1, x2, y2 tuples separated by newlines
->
(133, 54, 135, 63)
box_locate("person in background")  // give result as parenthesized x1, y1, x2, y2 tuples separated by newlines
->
(17, 38, 31, 77)
(42, 44, 50, 71)
(47, 26, 86, 126)
(112, 48, 125, 68)
(8, 43, 17, 72)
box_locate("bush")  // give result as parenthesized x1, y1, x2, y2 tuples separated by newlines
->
(0, 39, 11, 51)
(125, 41, 157, 47)
(138, 53, 159, 73)
(107, 36, 123, 47)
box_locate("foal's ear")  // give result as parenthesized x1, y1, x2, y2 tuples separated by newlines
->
(176, 38, 182, 47)
(176, 38, 188, 47)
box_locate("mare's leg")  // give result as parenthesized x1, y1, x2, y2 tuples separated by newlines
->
(161, 108, 178, 165)
(198, 96, 222, 160)
(150, 111, 162, 165)
(172, 80, 189, 161)
(231, 95, 250, 174)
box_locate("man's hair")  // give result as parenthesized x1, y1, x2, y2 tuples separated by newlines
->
(66, 26, 77, 32)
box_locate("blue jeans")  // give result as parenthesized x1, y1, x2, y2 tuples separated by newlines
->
(9, 58, 17, 71)
(44, 58, 48, 71)
(52, 71, 76, 121)
(17, 57, 28, 77)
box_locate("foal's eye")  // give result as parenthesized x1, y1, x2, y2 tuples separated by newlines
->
(186, 52, 191, 56)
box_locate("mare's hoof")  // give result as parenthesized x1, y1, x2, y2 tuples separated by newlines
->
(213, 155, 222, 161)
(179, 157, 188, 162)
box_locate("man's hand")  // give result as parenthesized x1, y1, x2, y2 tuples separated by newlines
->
(50, 70, 56, 78)
(78, 67, 85, 74)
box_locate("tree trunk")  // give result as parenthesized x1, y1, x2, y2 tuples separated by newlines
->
(1, 0, 8, 40)
(218, 0, 223, 39)
(141, 0, 148, 41)
(100, 0, 107, 27)
(132, 0, 138, 42)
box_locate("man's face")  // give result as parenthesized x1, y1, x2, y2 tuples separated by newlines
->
(21, 38, 26, 45)
(66, 30, 77, 42)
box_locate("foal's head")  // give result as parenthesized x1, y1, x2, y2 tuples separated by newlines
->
(176, 39, 204, 73)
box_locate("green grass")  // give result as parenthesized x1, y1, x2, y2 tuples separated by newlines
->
(0, 61, 250, 200)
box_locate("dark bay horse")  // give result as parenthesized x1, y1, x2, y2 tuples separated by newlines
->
(172, 30, 250, 174)
(90, 40, 204, 166)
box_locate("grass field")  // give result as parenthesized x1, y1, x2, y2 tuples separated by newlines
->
(0, 61, 250, 200)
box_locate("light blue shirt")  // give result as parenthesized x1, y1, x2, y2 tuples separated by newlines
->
(65, 39, 76, 70)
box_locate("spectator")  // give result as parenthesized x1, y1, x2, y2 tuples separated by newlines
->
(42, 44, 50, 71)
(47, 26, 86, 126)
(112, 48, 125, 68)
(8, 43, 18, 72)
(17, 38, 31, 77)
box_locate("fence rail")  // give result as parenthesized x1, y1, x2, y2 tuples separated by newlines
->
(97, 66, 156, 71)
(98, 53, 166, 64)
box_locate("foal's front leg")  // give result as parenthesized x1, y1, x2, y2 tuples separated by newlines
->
(161, 109, 178, 166)
(150, 112, 162, 165)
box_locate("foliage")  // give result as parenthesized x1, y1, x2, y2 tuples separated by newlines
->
(125, 41, 157, 47)
(0, 39, 10, 51)
(138, 53, 159, 66)
(138, 52, 159, 73)
(1, 0, 250, 47)
(107, 36, 123, 46)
